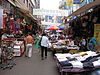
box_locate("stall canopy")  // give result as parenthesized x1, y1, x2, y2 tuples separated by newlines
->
(27, 13, 37, 21)
(68, 0, 100, 17)
(18, 8, 29, 14)
(47, 25, 60, 30)
(58, 24, 65, 30)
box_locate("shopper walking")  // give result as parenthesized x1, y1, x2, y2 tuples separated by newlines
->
(25, 32, 34, 57)
(40, 33, 49, 60)
(35, 34, 41, 49)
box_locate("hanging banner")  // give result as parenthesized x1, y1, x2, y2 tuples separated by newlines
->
(33, 9, 68, 16)
(0, 9, 3, 28)
(94, 24, 100, 44)
(66, 0, 73, 6)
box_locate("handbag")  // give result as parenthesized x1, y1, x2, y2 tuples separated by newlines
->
(38, 37, 42, 46)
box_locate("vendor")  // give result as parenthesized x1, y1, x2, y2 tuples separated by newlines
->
(58, 32, 65, 40)
(90, 37, 96, 46)
(87, 41, 96, 51)
(68, 39, 74, 46)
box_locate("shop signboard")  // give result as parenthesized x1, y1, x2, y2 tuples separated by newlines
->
(73, 0, 81, 4)
(0, 9, 3, 28)
(66, 0, 73, 6)
(94, 24, 100, 45)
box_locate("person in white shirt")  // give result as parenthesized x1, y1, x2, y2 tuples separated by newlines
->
(41, 33, 49, 60)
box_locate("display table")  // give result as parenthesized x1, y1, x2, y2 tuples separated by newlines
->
(52, 45, 79, 55)
(51, 39, 70, 55)
(54, 51, 100, 75)
(66, 45, 79, 54)
(52, 45, 67, 55)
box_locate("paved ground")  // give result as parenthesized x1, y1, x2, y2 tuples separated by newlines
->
(0, 46, 59, 75)
(0, 46, 100, 75)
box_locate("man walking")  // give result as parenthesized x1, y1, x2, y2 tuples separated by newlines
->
(40, 33, 49, 60)
(25, 32, 34, 57)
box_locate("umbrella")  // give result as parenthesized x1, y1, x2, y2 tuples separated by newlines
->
(47, 25, 60, 30)
(56, 30, 63, 32)
(58, 25, 65, 30)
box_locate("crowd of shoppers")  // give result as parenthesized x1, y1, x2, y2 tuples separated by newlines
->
(24, 30, 97, 60)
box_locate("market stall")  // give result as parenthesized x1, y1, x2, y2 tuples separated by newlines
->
(51, 40, 68, 55)
(0, 39, 16, 69)
(1, 38, 25, 57)
(51, 39, 79, 55)
(13, 39, 25, 56)
(54, 51, 100, 75)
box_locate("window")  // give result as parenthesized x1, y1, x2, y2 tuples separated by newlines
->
(29, 3, 30, 10)
(34, 0, 36, 3)
(26, 0, 28, 7)
(0, 0, 2, 5)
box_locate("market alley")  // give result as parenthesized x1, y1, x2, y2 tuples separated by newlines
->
(0, 46, 59, 75)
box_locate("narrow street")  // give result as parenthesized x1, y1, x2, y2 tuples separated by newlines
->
(0, 46, 59, 75)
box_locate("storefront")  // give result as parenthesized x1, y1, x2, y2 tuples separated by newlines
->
(65, 0, 100, 40)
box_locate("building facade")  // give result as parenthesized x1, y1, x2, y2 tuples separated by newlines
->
(0, 0, 10, 13)
(15, 0, 35, 14)
(34, 0, 40, 9)
(59, 0, 96, 16)
(0, 0, 42, 31)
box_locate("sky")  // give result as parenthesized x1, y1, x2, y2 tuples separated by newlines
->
(40, 0, 61, 10)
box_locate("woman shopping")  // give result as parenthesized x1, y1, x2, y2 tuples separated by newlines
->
(35, 34, 41, 49)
